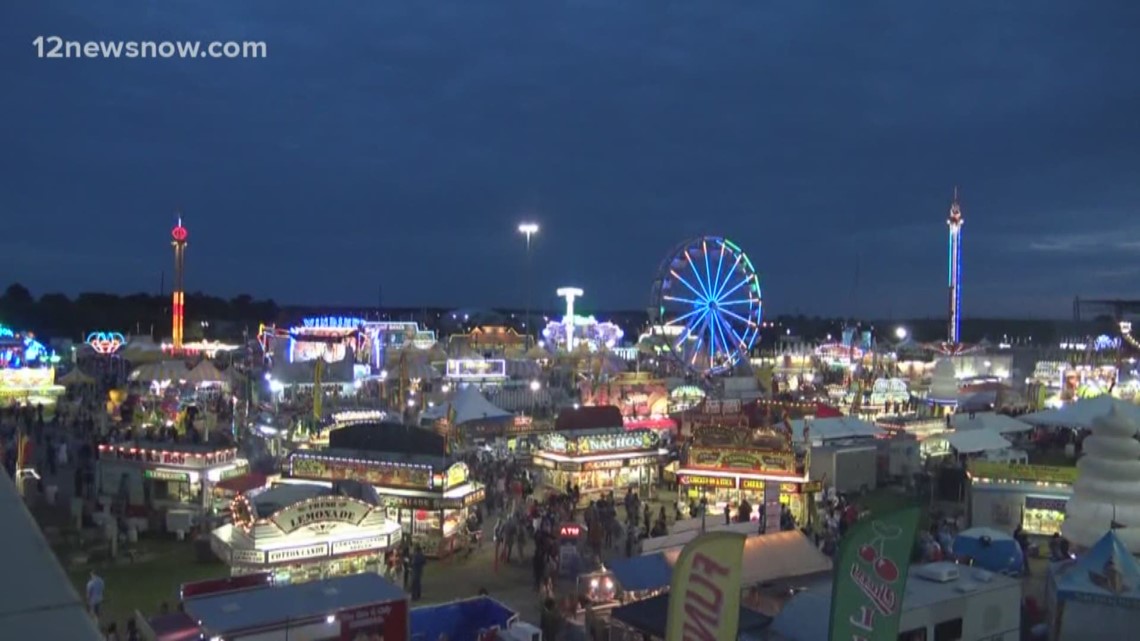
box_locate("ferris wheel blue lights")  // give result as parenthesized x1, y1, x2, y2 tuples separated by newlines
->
(652, 236, 762, 375)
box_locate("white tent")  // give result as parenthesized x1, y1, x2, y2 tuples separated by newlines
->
(640, 520, 756, 555)
(945, 429, 1012, 454)
(789, 416, 884, 443)
(57, 369, 95, 386)
(950, 412, 1032, 435)
(659, 530, 833, 587)
(187, 359, 225, 383)
(1022, 395, 1140, 431)
(130, 360, 190, 382)
(429, 386, 512, 425)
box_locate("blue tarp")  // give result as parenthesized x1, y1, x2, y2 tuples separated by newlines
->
(607, 553, 674, 592)
(410, 597, 517, 641)
(610, 594, 771, 638)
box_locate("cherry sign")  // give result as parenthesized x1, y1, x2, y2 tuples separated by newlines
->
(86, 331, 126, 355)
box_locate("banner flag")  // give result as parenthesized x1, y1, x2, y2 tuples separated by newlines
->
(665, 531, 746, 641)
(828, 507, 921, 641)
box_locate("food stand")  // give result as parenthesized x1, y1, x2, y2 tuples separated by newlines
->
(967, 460, 1075, 536)
(211, 486, 402, 584)
(674, 446, 814, 526)
(531, 429, 668, 499)
(96, 442, 247, 522)
(288, 451, 485, 557)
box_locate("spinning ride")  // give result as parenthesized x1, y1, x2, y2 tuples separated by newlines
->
(650, 236, 762, 375)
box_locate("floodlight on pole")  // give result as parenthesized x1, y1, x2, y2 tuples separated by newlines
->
(556, 287, 584, 352)
(518, 222, 540, 343)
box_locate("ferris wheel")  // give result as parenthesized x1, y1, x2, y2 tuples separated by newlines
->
(650, 236, 763, 375)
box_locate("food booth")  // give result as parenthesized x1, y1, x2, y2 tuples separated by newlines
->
(967, 460, 1075, 536)
(288, 450, 485, 557)
(96, 442, 248, 522)
(531, 428, 669, 499)
(211, 484, 402, 584)
(674, 446, 814, 527)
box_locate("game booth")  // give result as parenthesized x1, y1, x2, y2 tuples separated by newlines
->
(95, 442, 248, 528)
(289, 450, 485, 557)
(0, 324, 62, 406)
(531, 428, 669, 500)
(211, 483, 403, 585)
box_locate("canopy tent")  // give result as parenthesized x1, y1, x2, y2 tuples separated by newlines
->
(788, 416, 884, 443)
(950, 412, 1032, 435)
(1047, 531, 1140, 640)
(659, 531, 832, 588)
(130, 360, 191, 383)
(409, 597, 517, 641)
(606, 553, 674, 592)
(944, 429, 1011, 454)
(440, 383, 513, 424)
(610, 593, 771, 639)
(1022, 395, 1140, 431)
(186, 359, 225, 384)
(640, 520, 756, 555)
(57, 369, 95, 386)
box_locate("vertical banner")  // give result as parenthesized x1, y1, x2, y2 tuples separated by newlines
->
(665, 531, 746, 641)
(828, 507, 921, 641)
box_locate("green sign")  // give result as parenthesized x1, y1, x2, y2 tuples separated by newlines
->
(145, 469, 191, 482)
(829, 507, 920, 641)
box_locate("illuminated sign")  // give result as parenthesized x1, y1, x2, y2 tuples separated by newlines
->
(86, 332, 126, 355)
(560, 524, 582, 538)
(301, 316, 366, 329)
(678, 474, 737, 489)
(688, 447, 796, 474)
(269, 496, 374, 534)
(462, 488, 486, 507)
(582, 459, 624, 471)
(266, 543, 329, 564)
(445, 358, 507, 379)
(230, 549, 267, 565)
(331, 535, 392, 555)
(740, 479, 766, 491)
(444, 462, 469, 490)
(99, 445, 236, 469)
(539, 429, 660, 456)
(0, 367, 56, 391)
(290, 455, 432, 490)
(968, 461, 1077, 485)
(145, 469, 191, 482)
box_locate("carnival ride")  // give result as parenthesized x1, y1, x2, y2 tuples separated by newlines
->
(649, 236, 762, 376)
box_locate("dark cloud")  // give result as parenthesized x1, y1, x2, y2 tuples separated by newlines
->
(2, 1, 1139, 317)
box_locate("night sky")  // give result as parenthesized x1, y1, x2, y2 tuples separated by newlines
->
(4, 2, 1139, 318)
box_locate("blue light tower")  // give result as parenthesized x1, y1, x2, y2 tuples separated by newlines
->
(947, 188, 964, 343)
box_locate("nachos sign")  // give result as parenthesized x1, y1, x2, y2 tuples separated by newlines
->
(828, 508, 920, 641)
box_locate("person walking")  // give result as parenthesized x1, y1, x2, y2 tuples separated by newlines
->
(410, 545, 426, 601)
(86, 571, 105, 619)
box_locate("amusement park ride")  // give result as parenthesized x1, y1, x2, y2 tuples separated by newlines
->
(649, 235, 763, 377)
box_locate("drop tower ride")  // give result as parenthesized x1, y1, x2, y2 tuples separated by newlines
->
(946, 188, 963, 343)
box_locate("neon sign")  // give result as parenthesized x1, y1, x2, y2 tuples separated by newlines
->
(86, 332, 126, 355)
(445, 359, 507, 379)
(171, 224, 188, 242)
(302, 316, 366, 329)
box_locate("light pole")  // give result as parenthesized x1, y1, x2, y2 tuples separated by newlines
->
(518, 222, 539, 346)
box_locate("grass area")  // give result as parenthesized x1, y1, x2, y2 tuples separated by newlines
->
(65, 538, 227, 628)
(1027, 448, 1076, 467)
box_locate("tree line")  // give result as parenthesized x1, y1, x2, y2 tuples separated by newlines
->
(0, 283, 277, 342)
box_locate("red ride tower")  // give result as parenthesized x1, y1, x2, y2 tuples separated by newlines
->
(171, 216, 189, 351)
